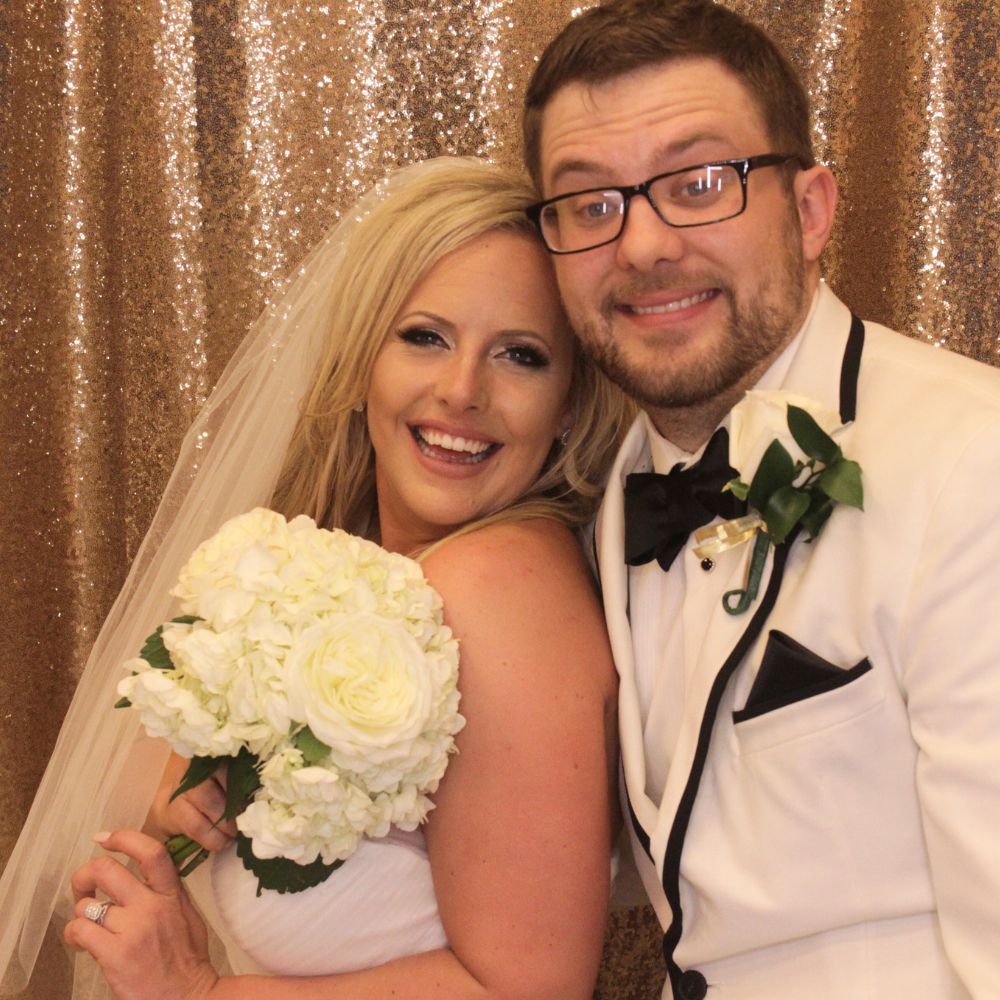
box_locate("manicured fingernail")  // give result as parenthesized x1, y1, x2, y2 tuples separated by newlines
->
(93, 831, 111, 844)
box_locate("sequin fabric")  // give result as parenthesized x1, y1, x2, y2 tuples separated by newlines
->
(2, 3, 998, 997)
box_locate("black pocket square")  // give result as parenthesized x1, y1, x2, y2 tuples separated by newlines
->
(733, 630, 872, 723)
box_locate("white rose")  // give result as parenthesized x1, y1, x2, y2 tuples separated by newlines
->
(728, 390, 842, 483)
(117, 667, 241, 758)
(223, 645, 292, 753)
(171, 508, 294, 621)
(284, 616, 436, 763)
(383, 783, 434, 832)
(162, 621, 244, 694)
(239, 748, 370, 864)
(237, 799, 360, 864)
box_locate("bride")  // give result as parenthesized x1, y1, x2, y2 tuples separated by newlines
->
(0, 157, 633, 999)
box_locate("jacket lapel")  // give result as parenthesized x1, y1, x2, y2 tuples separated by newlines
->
(652, 285, 867, 991)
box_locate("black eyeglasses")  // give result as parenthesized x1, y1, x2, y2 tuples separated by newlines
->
(528, 154, 804, 255)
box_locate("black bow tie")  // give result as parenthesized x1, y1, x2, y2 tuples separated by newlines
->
(624, 427, 748, 571)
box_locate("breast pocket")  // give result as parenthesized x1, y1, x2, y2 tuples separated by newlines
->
(733, 630, 884, 756)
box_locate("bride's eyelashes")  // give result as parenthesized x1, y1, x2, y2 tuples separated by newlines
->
(495, 343, 550, 369)
(395, 326, 551, 370)
(398, 326, 446, 348)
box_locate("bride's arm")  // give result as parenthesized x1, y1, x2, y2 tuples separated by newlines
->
(67, 518, 617, 1000)
(420, 518, 617, 997)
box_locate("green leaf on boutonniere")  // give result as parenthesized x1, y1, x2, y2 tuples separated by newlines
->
(747, 440, 795, 513)
(170, 755, 222, 802)
(138, 615, 203, 670)
(723, 477, 750, 501)
(800, 492, 835, 540)
(235, 832, 344, 896)
(819, 459, 864, 509)
(223, 746, 262, 821)
(787, 404, 842, 465)
(294, 726, 332, 765)
(763, 485, 810, 546)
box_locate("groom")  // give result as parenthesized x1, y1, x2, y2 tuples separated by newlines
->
(523, 1, 1000, 997)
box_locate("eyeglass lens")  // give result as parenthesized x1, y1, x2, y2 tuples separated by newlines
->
(539, 162, 746, 253)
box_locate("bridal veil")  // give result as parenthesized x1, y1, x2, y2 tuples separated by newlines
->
(0, 157, 484, 999)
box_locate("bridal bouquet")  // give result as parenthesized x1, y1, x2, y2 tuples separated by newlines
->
(116, 508, 464, 894)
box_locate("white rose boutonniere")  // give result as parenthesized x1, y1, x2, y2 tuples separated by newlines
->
(116, 508, 464, 895)
(728, 390, 842, 480)
(695, 391, 864, 614)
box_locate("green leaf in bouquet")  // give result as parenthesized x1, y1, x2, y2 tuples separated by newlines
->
(747, 440, 795, 514)
(235, 832, 344, 896)
(295, 726, 332, 765)
(223, 746, 262, 822)
(819, 459, 864, 509)
(114, 696, 132, 709)
(169, 756, 222, 802)
(139, 626, 173, 670)
(787, 405, 841, 465)
(138, 616, 201, 671)
(763, 485, 810, 546)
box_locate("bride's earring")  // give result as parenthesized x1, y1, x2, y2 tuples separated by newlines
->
(558, 426, 571, 447)
(354, 401, 366, 413)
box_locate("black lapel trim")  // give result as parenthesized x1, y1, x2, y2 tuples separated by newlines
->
(839, 314, 865, 423)
(659, 529, 800, 991)
(594, 515, 647, 857)
(625, 778, 652, 859)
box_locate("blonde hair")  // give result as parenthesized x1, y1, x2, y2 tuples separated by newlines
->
(272, 157, 634, 546)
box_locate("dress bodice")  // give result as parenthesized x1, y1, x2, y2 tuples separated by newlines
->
(211, 827, 448, 975)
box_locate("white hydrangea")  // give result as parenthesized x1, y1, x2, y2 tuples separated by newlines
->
(118, 507, 464, 875)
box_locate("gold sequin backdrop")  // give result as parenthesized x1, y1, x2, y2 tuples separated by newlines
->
(2, 1, 998, 997)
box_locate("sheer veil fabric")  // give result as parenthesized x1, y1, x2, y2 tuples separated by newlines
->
(0, 158, 458, 999)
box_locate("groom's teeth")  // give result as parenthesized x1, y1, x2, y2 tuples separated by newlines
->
(631, 289, 714, 315)
(419, 428, 492, 455)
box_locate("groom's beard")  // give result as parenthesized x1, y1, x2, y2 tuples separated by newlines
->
(573, 216, 808, 411)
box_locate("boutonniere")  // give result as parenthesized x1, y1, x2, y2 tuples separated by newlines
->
(694, 391, 864, 615)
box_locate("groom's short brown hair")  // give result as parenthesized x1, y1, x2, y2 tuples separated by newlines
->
(522, 0, 815, 187)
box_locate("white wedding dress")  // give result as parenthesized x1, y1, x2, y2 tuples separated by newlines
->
(209, 827, 448, 975)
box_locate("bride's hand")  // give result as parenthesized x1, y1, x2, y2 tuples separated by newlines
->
(146, 752, 237, 852)
(65, 830, 219, 1000)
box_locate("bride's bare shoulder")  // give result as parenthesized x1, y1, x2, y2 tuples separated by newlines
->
(419, 518, 611, 684)
(420, 517, 592, 599)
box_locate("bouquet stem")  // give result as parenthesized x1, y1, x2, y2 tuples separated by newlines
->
(165, 834, 210, 876)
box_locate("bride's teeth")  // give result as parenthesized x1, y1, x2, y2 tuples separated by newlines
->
(632, 289, 713, 315)
(420, 428, 491, 455)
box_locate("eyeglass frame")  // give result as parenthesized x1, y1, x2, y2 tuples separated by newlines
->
(527, 153, 806, 255)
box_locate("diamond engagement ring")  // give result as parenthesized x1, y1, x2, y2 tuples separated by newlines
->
(83, 900, 111, 927)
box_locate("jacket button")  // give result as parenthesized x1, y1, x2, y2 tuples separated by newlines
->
(678, 969, 708, 1000)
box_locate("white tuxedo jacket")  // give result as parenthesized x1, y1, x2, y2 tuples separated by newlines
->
(596, 285, 1000, 999)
